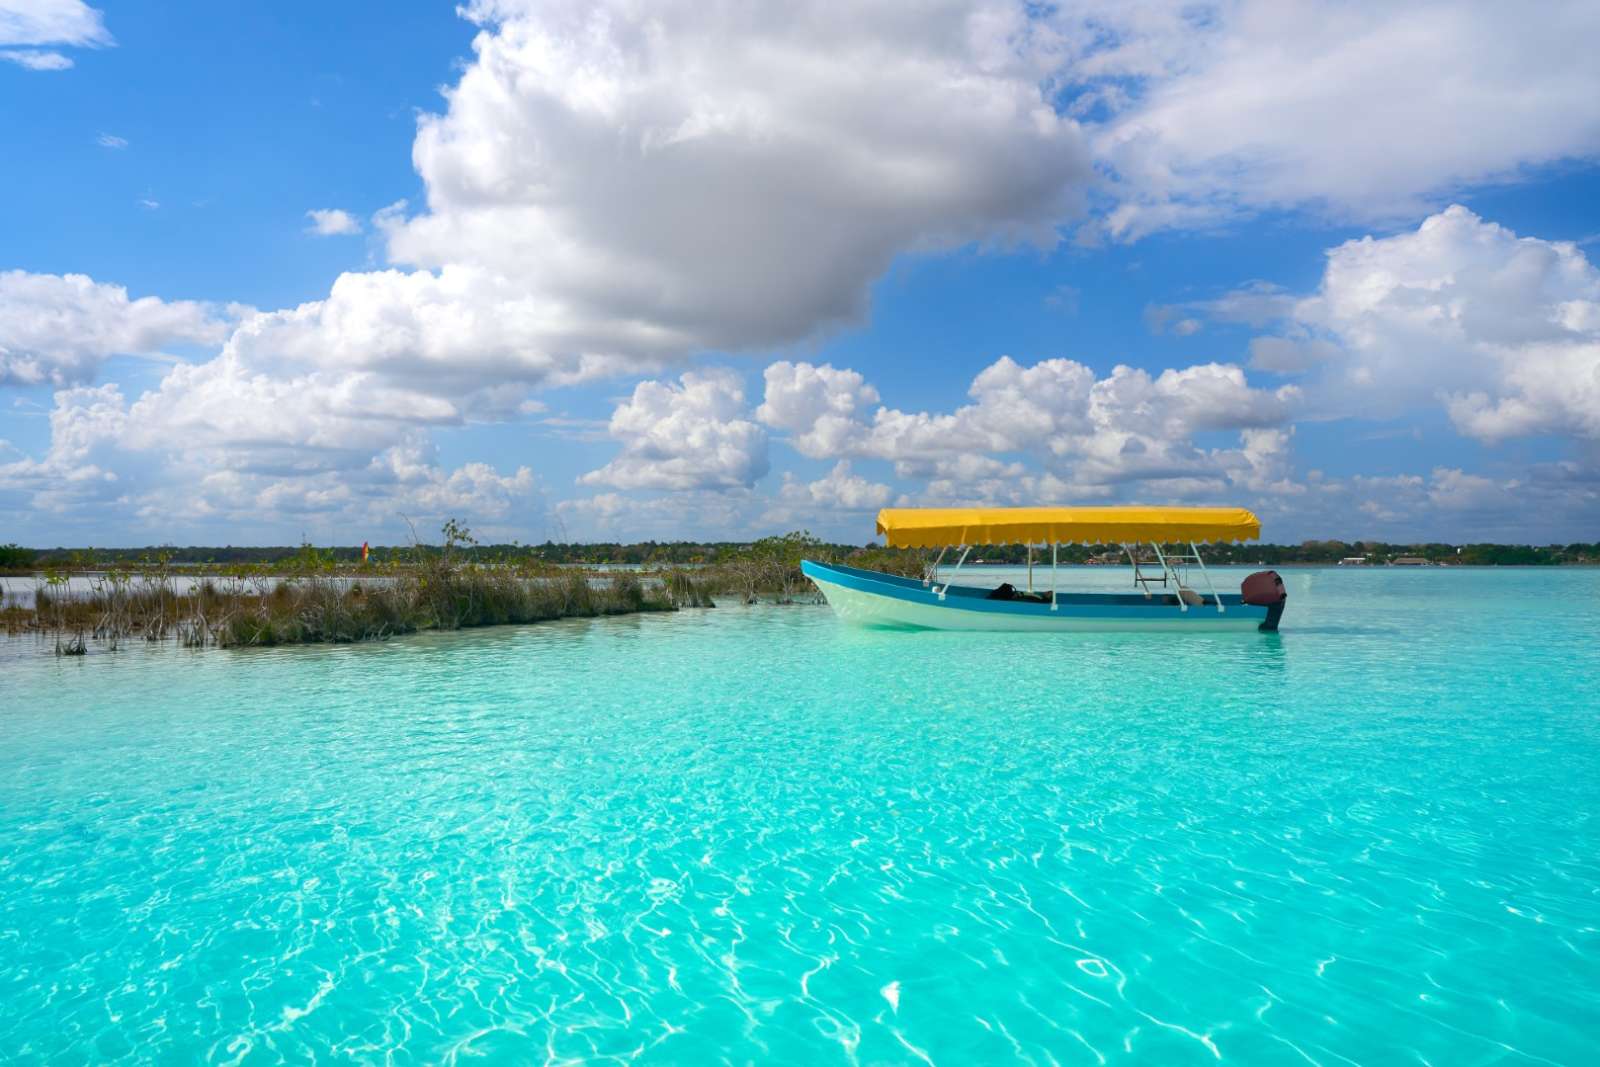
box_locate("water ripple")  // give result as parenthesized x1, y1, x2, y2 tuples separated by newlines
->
(3, 570, 1600, 1063)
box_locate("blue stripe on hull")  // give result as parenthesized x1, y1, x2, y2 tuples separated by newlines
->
(801, 559, 1275, 632)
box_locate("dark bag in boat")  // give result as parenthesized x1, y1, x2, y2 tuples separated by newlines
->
(987, 583, 1051, 603)
(1240, 570, 1286, 605)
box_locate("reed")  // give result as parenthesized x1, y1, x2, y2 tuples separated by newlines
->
(2, 526, 926, 655)
(657, 568, 717, 608)
(5, 522, 695, 654)
(214, 567, 677, 647)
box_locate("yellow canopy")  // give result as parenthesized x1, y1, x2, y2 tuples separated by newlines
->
(875, 506, 1261, 548)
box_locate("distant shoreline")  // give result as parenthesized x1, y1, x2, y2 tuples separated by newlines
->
(4, 538, 1597, 573)
(12, 561, 1599, 579)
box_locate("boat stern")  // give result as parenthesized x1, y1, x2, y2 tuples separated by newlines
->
(1241, 570, 1287, 631)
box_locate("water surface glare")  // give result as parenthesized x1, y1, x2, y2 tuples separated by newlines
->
(3, 568, 1599, 1063)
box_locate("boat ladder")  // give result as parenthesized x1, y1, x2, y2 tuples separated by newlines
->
(1125, 541, 1225, 613)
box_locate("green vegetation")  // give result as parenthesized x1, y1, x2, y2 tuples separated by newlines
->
(7, 538, 1596, 573)
(0, 543, 36, 570)
(665, 532, 923, 604)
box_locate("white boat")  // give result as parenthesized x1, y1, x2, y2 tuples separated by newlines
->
(803, 506, 1287, 633)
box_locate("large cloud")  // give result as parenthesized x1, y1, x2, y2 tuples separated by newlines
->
(241, 0, 1093, 396)
(0, 271, 232, 386)
(1079, 0, 1600, 237)
(1242, 206, 1600, 442)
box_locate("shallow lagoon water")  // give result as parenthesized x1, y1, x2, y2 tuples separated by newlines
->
(3, 567, 1599, 1064)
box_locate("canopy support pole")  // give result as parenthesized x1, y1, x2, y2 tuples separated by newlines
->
(1124, 543, 1154, 598)
(1150, 541, 1188, 612)
(938, 546, 971, 600)
(1027, 544, 1033, 593)
(1189, 541, 1224, 612)
(924, 545, 949, 586)
(1050, 542, 1059, 611)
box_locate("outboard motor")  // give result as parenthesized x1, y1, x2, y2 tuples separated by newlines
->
(1240, 570, 1287, 632)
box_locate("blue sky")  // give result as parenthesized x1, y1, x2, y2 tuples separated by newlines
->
(3, 0, 1600, 547)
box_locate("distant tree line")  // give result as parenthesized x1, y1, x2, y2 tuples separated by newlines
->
(3, 537, 1598, 572)
(1196, 540, 1600, 566)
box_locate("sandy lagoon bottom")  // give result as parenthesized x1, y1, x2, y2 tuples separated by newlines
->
(2, 567, 1598, 1064)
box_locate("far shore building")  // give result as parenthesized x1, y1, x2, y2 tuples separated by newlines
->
(1391, 556, 1432, 566)
(1339, 556, 1369, 565)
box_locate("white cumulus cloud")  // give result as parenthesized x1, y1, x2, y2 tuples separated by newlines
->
(758, 354, 1301, 501)
(1242, 205, 1600, 443)
(0, 270, 233, 386)
(755, 362, 882, 460)
(781, 461, 893, 511)
(581, 368, 768, 491)
(0, 384, 539, 537)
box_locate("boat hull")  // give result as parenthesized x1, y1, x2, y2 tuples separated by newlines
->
(802, 560, 1278, 633)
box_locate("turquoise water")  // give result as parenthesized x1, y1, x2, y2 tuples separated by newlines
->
(3, 568, 1599, 1064)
